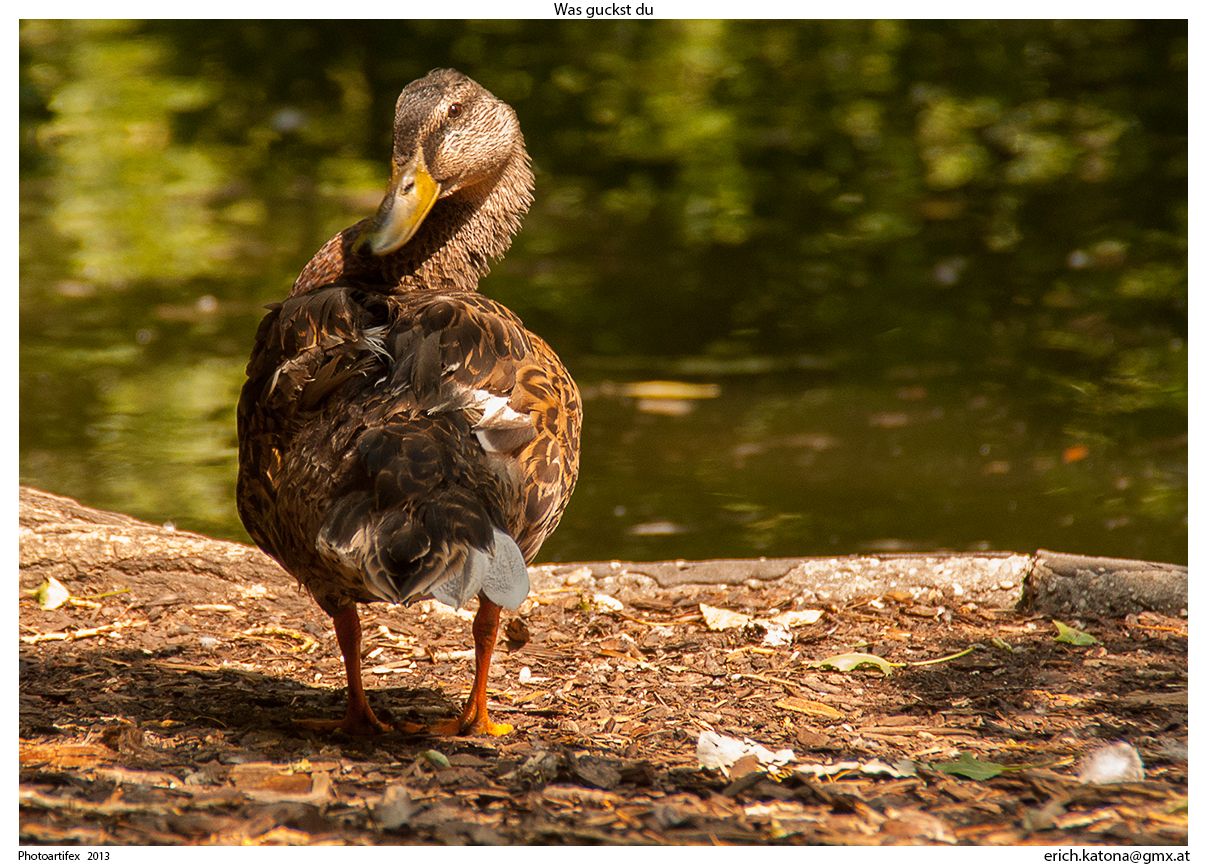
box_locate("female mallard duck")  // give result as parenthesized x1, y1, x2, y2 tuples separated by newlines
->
(236, 69, 581, 736)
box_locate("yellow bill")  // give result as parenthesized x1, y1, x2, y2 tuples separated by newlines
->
(353, 151, 442, 256)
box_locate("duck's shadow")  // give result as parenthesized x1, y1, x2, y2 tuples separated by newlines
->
(19, 645, 469, 757)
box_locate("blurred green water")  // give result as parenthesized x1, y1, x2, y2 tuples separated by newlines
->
(20, 20, 1187, 564)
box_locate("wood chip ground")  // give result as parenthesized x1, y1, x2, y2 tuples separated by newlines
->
(20, 549, 1187, 846)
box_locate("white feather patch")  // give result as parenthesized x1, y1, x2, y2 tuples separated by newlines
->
(476, 393, 531, 429)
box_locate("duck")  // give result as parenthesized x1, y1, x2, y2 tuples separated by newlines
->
(236, 69, 581, 736)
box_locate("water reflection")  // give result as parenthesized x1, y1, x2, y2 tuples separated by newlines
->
(19, 21, 1187, 565)
(562, 367, 1186, 565)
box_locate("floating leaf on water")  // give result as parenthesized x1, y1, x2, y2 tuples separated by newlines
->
(934, 752, 1009, 781)
(618, 380, 721, 400)
(635, 398, 696, 417)
(1062, 444, 1090, 463)
(811, 652, 895, 675)
(627, 521, 691, 537)
(1053, 620, 1097, 646)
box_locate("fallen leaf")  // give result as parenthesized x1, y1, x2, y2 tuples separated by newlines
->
(811, 652, 895, 675)
(1054, 620, 1097, 646)
(696, 731, 795, 772)
(94, 767, 183, 789)
(760, 621, 793, 647)
(19, 619, 149, 644)
(421, 750, 451, 769)
(34, 578, 70, 610)
(881, 808, 957, 844)
(592, 593, 623, 612)
(792, 759, 917, 779)
(543, 784, 620, 809)
(729, 754, 762, 778)
(252, 827, 311, 845)
(504, 617, 531, 649)
(518, 666, 546, 684)
(701, 604, 822, 639)
(769, 609, 823, 627)
(700, 604, 751, 631)
(934, 752, 1009, 781)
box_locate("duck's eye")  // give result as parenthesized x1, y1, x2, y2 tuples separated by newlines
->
(447, 103, 462, 119)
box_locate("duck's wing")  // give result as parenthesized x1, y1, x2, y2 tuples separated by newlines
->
(237, 285, 385, 576)
(237, 286, 580, 615)
(505, 333, 582, 562)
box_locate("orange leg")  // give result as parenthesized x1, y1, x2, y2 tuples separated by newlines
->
(427, 593, 513, 736)
(297, 605, 391, 736)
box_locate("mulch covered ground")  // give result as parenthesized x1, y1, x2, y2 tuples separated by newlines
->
(19, 549, 1187, 845)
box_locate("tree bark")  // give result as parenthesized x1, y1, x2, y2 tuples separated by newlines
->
(18, 486, 1187, 616)
(18, 486, 299, 608)
(1019, 549, 1188, 617)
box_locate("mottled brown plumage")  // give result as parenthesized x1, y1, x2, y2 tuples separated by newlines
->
(236, 69, 581, 736)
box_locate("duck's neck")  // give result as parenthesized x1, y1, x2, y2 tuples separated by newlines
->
(290, 150, 533, 298)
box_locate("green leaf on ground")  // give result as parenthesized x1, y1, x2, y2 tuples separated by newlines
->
(933, 752, 1010, 781)
(811, 652, 895, 675)
(421, 750, 450, 768)
(1053, 620, 1097, 646)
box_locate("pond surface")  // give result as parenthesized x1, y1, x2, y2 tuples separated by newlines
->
(20, 21, 1187, 565)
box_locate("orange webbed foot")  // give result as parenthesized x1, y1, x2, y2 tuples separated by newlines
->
(395, 595, 516, 738)
(295, 706, 392, 737)
(399, 709, 513, 737)
(427, 716, 513, 737)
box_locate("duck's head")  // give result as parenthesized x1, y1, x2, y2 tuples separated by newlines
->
(352, 69, 526, 258)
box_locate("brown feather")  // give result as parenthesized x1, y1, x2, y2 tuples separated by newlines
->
(237, 69, 580, 620)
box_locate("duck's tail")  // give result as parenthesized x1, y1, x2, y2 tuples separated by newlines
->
(316, 493, 530, 611)
(422, 526, 530, 610)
